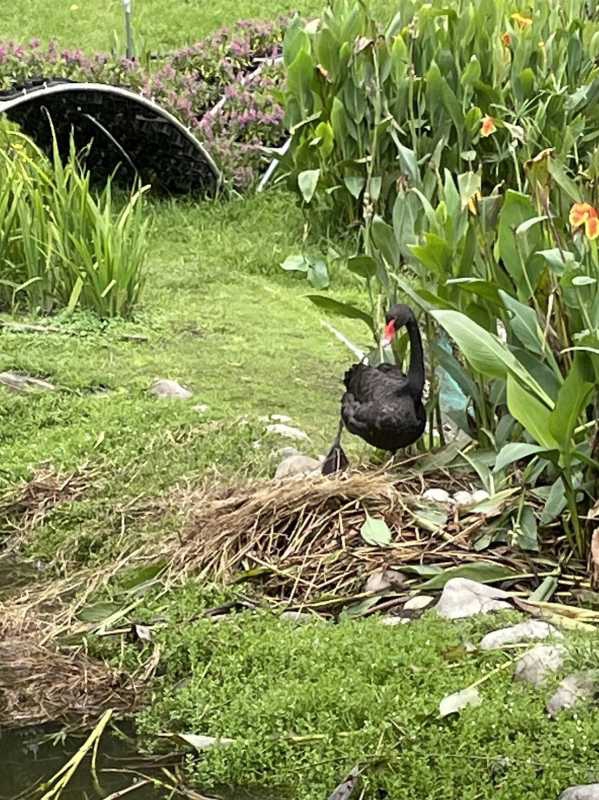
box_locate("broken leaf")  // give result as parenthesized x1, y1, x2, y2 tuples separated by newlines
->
(360, 515, 392, 546)
(174, 733, 234, 752)
(327, 766, 360, 800)
(439, 686, 482, 717)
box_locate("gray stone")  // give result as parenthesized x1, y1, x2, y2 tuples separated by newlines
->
(275, 454, 321, 479)
(559, 785, 599, 800)
(150, 379, 192, 399)
(547, 672, 598, 718)
(365, 568, 405, 594)
(513, 644, 566, 687)
(0, 371, 55, 393)
(404, 594, 434, 611)
(277, 446, 301, 458)
(422, 488, 451, 505)
(471, 489, 491, 504)
(281, 610, 319, 623)
(480, 621, 563, 651)
(435, 578, 511, 620)
(380, 615, 410, 626)
(266, 423, 310, 442)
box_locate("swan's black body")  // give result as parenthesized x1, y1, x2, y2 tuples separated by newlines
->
(322, 304, 426, 475)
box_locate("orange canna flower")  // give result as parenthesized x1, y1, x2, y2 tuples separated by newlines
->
(570, 202, 595, 229)
(569, 203, 599, 240)
(501, 32, 512, 47)
(481, 115, 497, 137)
(587, 214, 599, 240)
(511, 12, 533, 29)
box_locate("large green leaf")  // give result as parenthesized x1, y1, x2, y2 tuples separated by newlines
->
(287, 48, 315, 119)
(298, 169, 320, 203)
(548, 357, 594, 455)
(497, 191, 542, 299)
(371, 216, 400, 268)
(410, 233, 452, 276)
(494, 442, 549, 472)
(431, 309, 553, 407)
(418, 561, 519, 590)
(506, 373, 558, 450)
(499, 290, 544, 355)
(306, 294, 374, 332)
(347, 255, 377, 279)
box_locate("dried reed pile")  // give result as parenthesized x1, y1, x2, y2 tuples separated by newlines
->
(174, 470, 571, 604)
(0, 618, 137, 729)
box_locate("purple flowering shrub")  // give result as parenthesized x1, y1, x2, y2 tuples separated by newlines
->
(0, 20, 287, 189)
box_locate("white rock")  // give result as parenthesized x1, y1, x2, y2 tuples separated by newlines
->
(547, 672, 598, 718)
(471, 489, 491, 504)
(380, 615, 410, 626)
(266, 424, 310, 442)
(453, 490, 474, 508)
(513, 644, 566, 687)
(480, 621, 563, 651)
(150, 379, 192, 400)
(559, 785, 599, 800)
(423, 488, 451, 504)
(404, 595, 434, 611)
(193, 403, 209, 414)
(275, 454, 321, 479)
(271, 414, 292, 423)
(0, 371, 55, 392)
(436, 578, 511, 620)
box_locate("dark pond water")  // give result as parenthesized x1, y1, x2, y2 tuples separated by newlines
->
(0, 558, 273, 800)
(0, 557, 164, 799)
(0, 724, 166, 800)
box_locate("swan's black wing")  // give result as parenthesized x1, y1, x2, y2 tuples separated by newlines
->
(343, 362, 407, 403)
(341, 362, 425, 452)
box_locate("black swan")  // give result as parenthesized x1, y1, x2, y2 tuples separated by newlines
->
(322, 304, 426, 475)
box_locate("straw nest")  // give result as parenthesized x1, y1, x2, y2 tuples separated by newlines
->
(172, 469, 563, 604)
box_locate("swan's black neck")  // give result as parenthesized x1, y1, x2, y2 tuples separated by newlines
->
(405, 317, 425, 400)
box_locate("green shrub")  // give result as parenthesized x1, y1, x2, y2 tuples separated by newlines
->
(281, 0, 599, 232)
(0, 123, 149, 317)
(280, 1, 599, 558)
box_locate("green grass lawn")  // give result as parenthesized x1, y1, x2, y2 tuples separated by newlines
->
(111, 586, 599, 800)
(4, 0, 395, 51)
(0, 191, 368, 563)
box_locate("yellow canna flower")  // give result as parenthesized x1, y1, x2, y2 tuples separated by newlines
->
(511, 12, 533, 29)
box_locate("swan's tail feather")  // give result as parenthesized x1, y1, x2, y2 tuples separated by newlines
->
(321, 419, 350, 476)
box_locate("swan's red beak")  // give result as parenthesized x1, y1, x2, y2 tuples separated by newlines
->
(381, 319, 396, 348)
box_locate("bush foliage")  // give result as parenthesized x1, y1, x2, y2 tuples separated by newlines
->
(0, 21, 287, 188)
(282, 0, 599, 557)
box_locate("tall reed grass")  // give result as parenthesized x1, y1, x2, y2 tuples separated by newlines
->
(0, 123, 149, 318)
